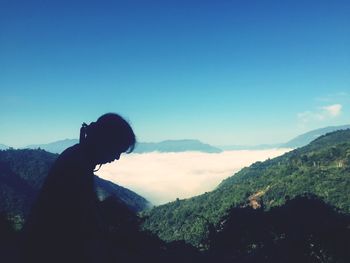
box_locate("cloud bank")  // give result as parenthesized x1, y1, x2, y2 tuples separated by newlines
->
(298, 104, 342, 124)
(96, 149, 290, 205)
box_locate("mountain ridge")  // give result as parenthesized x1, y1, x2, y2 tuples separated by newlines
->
(134, 139, 222, 153)
(218, 124, 350, 150)
(3, 123, 348, 153)
(23, 139, 222, 154)
(280, 124, 350, 148)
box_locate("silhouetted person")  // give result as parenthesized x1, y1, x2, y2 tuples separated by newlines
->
(22, 113, 136, 263)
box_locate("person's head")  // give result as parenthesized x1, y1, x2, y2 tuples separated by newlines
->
(80, 113, 136, 165)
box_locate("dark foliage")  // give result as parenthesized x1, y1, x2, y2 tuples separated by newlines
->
(207, 195, 350, 263)
(0, 149, 56, 228)
(7, 195, 349, 263)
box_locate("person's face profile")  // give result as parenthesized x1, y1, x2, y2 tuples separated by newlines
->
(94, 143, 124, 165)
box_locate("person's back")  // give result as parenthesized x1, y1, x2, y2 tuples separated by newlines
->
(21, 113, 136, 263)
(23, 144, 98, 262)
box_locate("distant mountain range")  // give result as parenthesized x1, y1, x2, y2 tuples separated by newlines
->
(280, 124, 350, 148)
(25, 139, 79, 154)
(0, 149, 151, 228)
(134, 139, 222, 153)
(219, 124, 350, 150)
(1, 124, 349, 153)
(219, 143, 282, 150)
(21, 139, 222, 154)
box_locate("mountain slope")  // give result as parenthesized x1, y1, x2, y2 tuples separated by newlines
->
(95, 176, 151, 212)
(25, 139, 79, 154)
(143, 129, 350, 247)
(281, 124, 350, 148)
(0, 148, 150, 228)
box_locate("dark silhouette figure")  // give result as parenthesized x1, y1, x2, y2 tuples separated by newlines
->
(21, 113, 136, 263)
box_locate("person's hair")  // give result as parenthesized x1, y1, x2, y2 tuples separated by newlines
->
(80, 113, 136, 153)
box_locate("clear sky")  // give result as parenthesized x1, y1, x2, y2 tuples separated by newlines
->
(1, 0, 349, 147)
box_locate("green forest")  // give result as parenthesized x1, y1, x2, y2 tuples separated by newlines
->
(142, 129, 350, 248)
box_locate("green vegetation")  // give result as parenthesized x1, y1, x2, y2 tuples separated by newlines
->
(0, 148, 150, 229)
(142, 129, 350, 247)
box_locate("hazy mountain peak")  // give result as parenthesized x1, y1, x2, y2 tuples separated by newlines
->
(282, 124, 350, 148)
(25, 139, 79, 154)
(134, 139, 222, 153)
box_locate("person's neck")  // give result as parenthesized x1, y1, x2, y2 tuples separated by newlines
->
(79, 142, 98, 170)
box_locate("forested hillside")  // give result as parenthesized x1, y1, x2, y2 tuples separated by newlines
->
(143, 129, 350, 247)
(0, 148, 150, 228)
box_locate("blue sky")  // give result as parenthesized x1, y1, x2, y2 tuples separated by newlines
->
(1, 0, 349, 147)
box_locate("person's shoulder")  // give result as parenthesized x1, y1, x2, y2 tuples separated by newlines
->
(54, 144, 82, 164)
(60, 143, 81, 156)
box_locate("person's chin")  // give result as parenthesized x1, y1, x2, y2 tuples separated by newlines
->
(99, 159, 114, 165)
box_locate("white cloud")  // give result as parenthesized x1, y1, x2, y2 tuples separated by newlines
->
(298, 104, 342, 124)
(322, 104, 342, 117)
(96, 149, 291, 205)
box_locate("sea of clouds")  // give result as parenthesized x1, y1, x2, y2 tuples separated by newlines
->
(96, 149, 291, 205)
